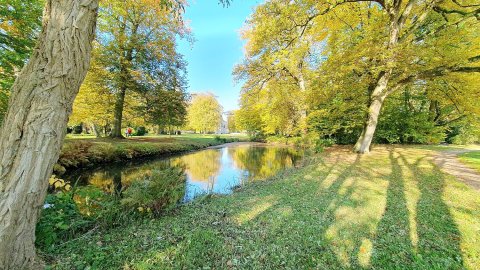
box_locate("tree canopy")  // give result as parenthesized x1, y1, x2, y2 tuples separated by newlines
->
(235, 0, 480, 149)
(186, 93, 223, 134)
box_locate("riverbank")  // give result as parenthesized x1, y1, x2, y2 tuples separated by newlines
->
(55, 134, 248, 175)
(45, 145, 480, 269)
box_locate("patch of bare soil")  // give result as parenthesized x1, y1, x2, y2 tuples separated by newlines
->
(432, 149, 480, 191)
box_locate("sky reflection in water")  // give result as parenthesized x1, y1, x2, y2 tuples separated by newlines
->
(66, 143, 304, 202)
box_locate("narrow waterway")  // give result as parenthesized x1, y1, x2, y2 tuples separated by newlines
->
(64, 142, 305, 201)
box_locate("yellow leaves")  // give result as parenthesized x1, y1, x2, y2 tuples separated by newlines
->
(49, 176, 72, 191)
(137, 206, 152, 213)
(186, 93, 222, 133)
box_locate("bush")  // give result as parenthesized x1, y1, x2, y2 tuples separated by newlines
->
(37, 166, 188, 250)
(214, 135, 228, 143)
(134, 126, 147, 136)
(36, 191, 94, 251)
(57, 141, 93, 168)
(249, 132, 266, 142)
(121, 166, 187, 215)
(72, 124, 83, 134)
(314, 138, 336, 153)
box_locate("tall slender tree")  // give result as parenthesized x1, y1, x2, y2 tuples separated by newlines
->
(96, 0, 190, 138)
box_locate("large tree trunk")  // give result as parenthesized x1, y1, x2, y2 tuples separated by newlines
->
(92, 123, 102, 138)
(0, 0, 98, 269)
(353, 71, 390, 153)
(111, 85, 127, 138)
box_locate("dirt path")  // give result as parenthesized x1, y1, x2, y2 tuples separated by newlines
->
(432, 149, 480, 191)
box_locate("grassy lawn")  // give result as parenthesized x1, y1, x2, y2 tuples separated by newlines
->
(47, 146, 480, 269)
(458, 151, 480, 173)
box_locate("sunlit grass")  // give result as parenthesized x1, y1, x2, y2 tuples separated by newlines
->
(458, 151, 480, 173)
(47, 146, 480, 269)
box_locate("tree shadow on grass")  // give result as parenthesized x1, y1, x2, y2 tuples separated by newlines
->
(370, 150, 415, 267)
(371, 149, 463, 269)
(51, 148, 465, 270)
(117, 153, 364, 269)
(400, 152, 464, 269)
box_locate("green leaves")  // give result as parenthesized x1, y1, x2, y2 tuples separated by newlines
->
(0, 0, 43, 123)
(186, 93, 223, 133)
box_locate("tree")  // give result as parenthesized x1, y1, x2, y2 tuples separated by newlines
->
(0, 1, 98, 268)
(227, 111, 238, 133)
(69, 43, 116, 137)
(233, 1, 316, 134)
(187, 93, 223, 134)
(96, 0, 190, 138)
(142, 89, 189, 134)
(308, 0, 480, 153)
(0, 0, 43, 124)
(237, 0, 480, 152)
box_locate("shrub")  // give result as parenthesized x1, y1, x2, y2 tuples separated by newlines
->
(135, 126, 147, 136)
(57, 141, 93, 168)
(121, 166, 187, 215)
(214, 135, 228, 143)
(249, 132, 266, 142)
(37, 185, 126, 251)
(72, 124, 83, 134)
(36, 191, 94, 251)
(314, 138, 336, 153)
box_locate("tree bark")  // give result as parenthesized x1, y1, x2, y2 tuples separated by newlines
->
(92, 123, 102, 138)
(353, 71, 390, 153)
(111, 84, 127, 138)
(298, 68, 308, 135)
(0, 0, 98, 269)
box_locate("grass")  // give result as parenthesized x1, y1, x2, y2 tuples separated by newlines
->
(458, 151, 480, 173)
(45, 146, 480, 269)
(415, 144, 480, 152)
(56, 134, 248, 173)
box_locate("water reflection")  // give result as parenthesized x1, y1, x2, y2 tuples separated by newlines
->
(65, 143, 304, 202)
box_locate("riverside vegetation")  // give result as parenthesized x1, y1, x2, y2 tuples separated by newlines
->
(1, 0, 480, 268)
(40, 145, 480, 269)
(54, 135, 244, 175)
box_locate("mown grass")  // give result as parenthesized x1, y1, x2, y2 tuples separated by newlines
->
(56, 134, 247, 173)
(46, 146, 480, 269)
(458, 151, 480, 173)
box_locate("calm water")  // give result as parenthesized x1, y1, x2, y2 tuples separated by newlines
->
(64, 143, 305, 201)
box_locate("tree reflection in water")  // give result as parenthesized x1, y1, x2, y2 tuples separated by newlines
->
(65, 143, 304, 202)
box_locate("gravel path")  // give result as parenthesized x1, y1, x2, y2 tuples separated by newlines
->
(432, 149, 480, 191)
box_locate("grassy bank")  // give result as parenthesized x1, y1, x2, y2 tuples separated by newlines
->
(55, 134, 247, 174)
(45, 146, 480, 269)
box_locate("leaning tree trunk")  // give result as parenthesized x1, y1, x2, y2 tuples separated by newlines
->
(0, 1, 98, 269)
(353, 7, 402, 154)
(353, 71, 390, 153)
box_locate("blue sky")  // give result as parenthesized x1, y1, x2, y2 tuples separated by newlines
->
(177, 0, 261, 112)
